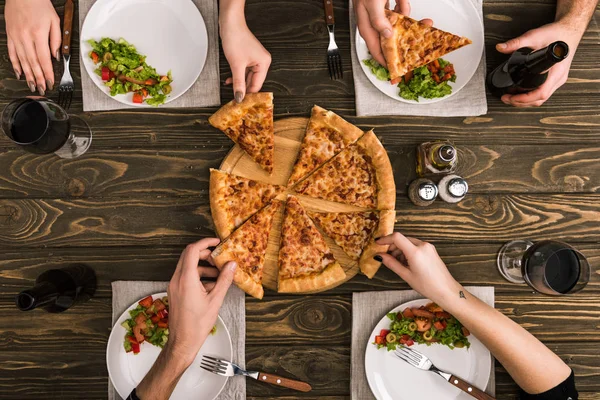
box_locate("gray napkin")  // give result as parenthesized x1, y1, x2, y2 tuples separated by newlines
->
(351, 286, 495, 399)
(109, 281, 246, 400)
(78, 0, 220, 111)
(349, 0, 487, 117)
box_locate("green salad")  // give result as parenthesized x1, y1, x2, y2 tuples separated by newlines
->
(88, 37, 173, 106)
(373, 302, 470, 351)
(363, 58, 456, 102)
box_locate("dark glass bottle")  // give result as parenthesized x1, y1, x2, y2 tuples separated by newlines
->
(15, 265, 97, 313)
(416, 141, 457, 177)
(487, 41, 569, 97)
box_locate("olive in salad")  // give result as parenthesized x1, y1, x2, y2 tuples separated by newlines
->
(122, 295, 216, 355)
(373, 302, 470, 351)
(88, 37, 173, 106)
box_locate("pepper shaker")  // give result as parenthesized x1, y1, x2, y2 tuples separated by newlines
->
(408, 178, 438, 207)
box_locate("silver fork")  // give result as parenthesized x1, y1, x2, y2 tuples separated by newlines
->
(58, 0, 75, 110)
(200, 355, 312, 392)
(323, 0, 343, 80)
(395, 346, 495, 400)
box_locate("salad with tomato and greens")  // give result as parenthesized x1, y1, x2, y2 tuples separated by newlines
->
(122, 294, 216, 355)
(88, 37, 173, 106)
(373, 302, 470, 351)
(363, 58, 456, 102)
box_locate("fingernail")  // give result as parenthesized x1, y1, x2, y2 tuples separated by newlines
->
(374, 237, 381, 241)
(497, 43, 507, 50)
(46, 79, 54, 91)
(37, 85, 45, 96)
(14, 70, 21, 80)
(383, 28, 392, 38)
(28, 81, 36, 93)
(228, 261, 237, 271)
(373, 255, 383, 262)
(234, 91, 244, 104)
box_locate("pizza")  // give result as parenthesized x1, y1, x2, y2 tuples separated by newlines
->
(208, 92, 275, 174)
(287, 106, 363, 186)
(211, 201, 281, 299)
(308, 210, 396, 278)
(294, 130, 395, 210)
(380, 10, 472, 81)
(210, 168, 285, 238)
(278, 196, 347, 293)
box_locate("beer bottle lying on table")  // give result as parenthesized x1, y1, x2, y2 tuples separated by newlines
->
(487, 41, 569, 97)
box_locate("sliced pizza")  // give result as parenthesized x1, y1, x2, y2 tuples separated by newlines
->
(278, 196, 346, 293)
(287, 105, 363, 186)
(211, 201, 281, 299)
(308, 210, 396, 278)
(381, 10, 472, 81)
(294, 130, 395, 210)
(210, 169, 285, 238)
(208, 92, 275, 174)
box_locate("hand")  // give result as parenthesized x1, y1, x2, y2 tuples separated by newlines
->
(354, 0, 432, 67)
(375, 232, 460, 304)
(496, 20, 584, 107)
(167, 238, 237, 364)
(220, 18, 271, 103)
(5, 0, 61, 95)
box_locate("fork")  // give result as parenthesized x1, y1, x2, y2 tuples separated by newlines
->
(200, 355, 312, 392)
(323, 0, 343, 80)
(395, 346, 495, 400)
(58, 0, 75, 110)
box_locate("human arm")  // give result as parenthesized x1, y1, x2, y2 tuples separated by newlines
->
(374, 233, 573, 395)
(4, 0, 61, 95)
(219, 0, 271, 103)
(497, 0, 599, 107)
(135, 238, 237, 399)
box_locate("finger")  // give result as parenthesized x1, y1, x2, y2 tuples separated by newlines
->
(245, 70, 254, 90)
(208, 261, 237, 304)
(231, 64, 247, 103)
(501, 85, 554, 107)
(247, 64, 269, 93)
(364, 1, 393, 37)
(419, 18, 434, 27)
(180, 238, 221, 279)
(197, 266, 219, 279)
(34, 36, 55, 91)
(378, 253, 411, 281)
(224, 77, 233, 85)
(407, 237, 424, 246)
(49, 15, 62, 61)
(496, 31, 540, 54)
(391, 248, 404, 259)
(15, 44, 37, 93)
(22, 40, 47, 94)
(203, 282, 217, 292)
(395, 0, 410, 15)
(8, 38, 22, 79)
(375, 232, 417, 255)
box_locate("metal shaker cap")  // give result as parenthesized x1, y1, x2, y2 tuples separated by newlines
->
(417, 181, 438, 201)
(438, 145, 456, 162)
(447, 177, 468, 198)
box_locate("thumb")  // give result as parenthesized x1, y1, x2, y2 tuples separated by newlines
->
(231, 64, 246, 103)
(365, 4, 393, 38)
(210, 261, 237, 304)
(496, 31, 535, 54)
(378, 253, 411, 282)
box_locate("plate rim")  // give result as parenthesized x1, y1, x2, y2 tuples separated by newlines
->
(354, 0, 484, 104)
(364, 298, 491, 400)
(79, 0, 208, 107)
(106, 292, 232, 400)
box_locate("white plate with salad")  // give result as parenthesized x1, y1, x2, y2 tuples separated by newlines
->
(80, 0, 208, 106)
(365, 299, 491, 400)
(355, 0, 484, 104)
(106, 293, 232, 400)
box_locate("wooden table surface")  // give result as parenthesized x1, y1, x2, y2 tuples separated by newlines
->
(1, 0, 599, 399)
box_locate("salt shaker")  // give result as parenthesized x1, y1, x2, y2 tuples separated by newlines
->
(438, 175, 468, 203)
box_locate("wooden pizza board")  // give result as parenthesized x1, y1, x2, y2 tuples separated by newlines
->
(218, 117, 368, 294)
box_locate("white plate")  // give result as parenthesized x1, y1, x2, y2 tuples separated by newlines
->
(80, 0, 208, 107)
(356, 0, 484, 104)
(365, 299, 491, 400)
(107, 293, 232, 400)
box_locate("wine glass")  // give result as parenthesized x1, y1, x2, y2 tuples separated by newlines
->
(1, 97, 92, 158)
(497, 240, 591, 295)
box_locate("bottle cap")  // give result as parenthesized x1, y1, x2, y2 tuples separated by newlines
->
(417, 181, 438, 201)
(438, 145, 456, 162)
(447, 177, 468, 198)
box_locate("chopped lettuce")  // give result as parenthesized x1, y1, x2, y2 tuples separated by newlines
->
(362, 58, 390, 81)
(398, 65, 453, 101)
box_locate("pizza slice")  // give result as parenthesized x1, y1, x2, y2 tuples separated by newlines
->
(380, 10, 472, 81)
(294, 130, 395, 210)
(211, 201, 280, 299)
(278, 196, 346, 293)
(287, 105, 363, 186)
(208, 92, 275, 174)
(308, 210, 396, 278)
(210, 169, 285, 238)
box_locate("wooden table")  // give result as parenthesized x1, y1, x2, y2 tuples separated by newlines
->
(1, 0, 599, 398)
